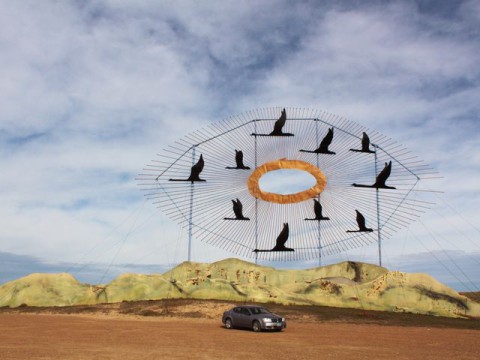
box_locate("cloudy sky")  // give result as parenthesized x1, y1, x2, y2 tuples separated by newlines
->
(1, 0, 479, 290)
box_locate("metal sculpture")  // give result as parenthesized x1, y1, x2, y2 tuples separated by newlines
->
(247, 159, 327, 204)
(254, 223, 294, 253)
(305, 200, 330, 221)
(346, 210, 374, 233)
(138, 107, 437, 264)
(352, 161, 396, 189)
(300, 127, 336, 154)
(224, 199, 250, 221)
(349, 132, 375, 153)
(226, 150, 250, 170)
(168, 154, 206, 182)
(251, 108, 294, 136)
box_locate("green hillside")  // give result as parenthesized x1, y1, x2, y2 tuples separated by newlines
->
(0, 258, 478, 319)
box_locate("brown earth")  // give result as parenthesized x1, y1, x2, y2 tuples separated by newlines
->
(0, 299, 479, 360)
(461, 291, 480, 304)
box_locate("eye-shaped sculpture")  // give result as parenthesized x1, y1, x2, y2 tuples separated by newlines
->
(138, 108, 436, 262)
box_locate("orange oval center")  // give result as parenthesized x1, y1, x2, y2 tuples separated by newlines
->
(247, 159, 327, 204)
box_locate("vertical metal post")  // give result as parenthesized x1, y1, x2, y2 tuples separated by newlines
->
(254, 121, 258, 265)
(315, 120, 322, 267)
(374, 149, 382, 267)
(188, 146, 196, 262)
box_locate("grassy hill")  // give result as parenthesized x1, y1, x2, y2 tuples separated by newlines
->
(0, 258, 478, 319)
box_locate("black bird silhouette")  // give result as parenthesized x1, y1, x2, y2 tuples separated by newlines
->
(305, 200, 330, 221)
(251, 109, 294, 136)
(346, 210, 373, 233)
(253, 223, 294, 252)
(226, 150, 250, 170)
(224, 198, 250, 220)
(352, 161, 396, 189)
(169, 154, 206, 183)
(349, 132, 375, 153)
(300, 128, 335, 154)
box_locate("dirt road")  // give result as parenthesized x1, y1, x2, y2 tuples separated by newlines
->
(0, 313, 478, 360)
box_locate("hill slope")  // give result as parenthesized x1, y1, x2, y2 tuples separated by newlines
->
(0, 258, 478, 319)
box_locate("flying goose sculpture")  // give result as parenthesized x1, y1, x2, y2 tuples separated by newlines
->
(251, 109, 294, 136)
(305, 199, 330, 221)
(346, 210, 373, 233)
(224, 198, 250, 220)
(253, 223, 294, 252)
(352, 161, 396, 189)
(300, 127, 335, 154)
(349, 132, 375, 153)
(226, 150, 250, 170)
(169, 154, 206, 183)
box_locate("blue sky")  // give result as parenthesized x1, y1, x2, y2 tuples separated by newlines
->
(0, 0, 479, 290)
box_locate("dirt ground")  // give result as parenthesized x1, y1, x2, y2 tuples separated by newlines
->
(0, 299, 479, 360)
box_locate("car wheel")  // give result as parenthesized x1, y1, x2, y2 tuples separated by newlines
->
(225, 318, 233, 329)
(252, 320, 262, 332)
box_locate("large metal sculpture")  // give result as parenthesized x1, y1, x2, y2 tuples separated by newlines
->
(138, 108, 436, 264)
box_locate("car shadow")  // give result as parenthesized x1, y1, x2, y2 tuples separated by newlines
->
(218, 325, 284, 333)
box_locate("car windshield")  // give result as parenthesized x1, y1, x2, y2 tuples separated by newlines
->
(249, 307, 271, 315)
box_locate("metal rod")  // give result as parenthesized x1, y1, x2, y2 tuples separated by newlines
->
(188, 146, 196, 262)
(374, 148, 382, 267)
(315, 119, 322, 267)
(254, 120, 258, 265)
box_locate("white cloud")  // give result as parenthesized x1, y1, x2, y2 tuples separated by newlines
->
(0, 1, 479, 289)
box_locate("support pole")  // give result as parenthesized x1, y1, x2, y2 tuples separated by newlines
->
(315, 119, 322, 267)
(374, 149, 382, 267)
(188, 146, 196, 262)
(254, 121, 259, 265)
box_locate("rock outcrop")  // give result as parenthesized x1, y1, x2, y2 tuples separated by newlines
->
(0, 259, 478, 319)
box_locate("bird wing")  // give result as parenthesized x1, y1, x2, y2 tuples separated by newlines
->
(231, 199, 239, 217)
(319, 128, 334, 149)
(275, 223, 289, 248)
(236, 198, 243, 215)
(192, 154, 204, 174)
(235, 150, 242, 164)
(356, 210, 366, 230)
(313, 200, 322, 218)
(375, 161, 391, 184)
(361, 132, 370, 151)
(272, 109, 286, 133)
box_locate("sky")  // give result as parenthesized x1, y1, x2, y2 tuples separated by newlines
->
(0, 0, 479, 290)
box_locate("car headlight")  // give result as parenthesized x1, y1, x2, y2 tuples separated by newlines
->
(262, 318, 272, 323)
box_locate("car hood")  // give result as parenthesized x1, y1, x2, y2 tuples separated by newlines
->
(258, 313, 283, 319)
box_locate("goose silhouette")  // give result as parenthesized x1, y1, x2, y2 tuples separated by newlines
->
(352, 161, 396, 189)
(305, 199, 330, 221)
(253, 223, 294, 252)
(349, 132, 375, 153)
(224, 198, 250, 220)
(251, 109, 294, 136)
(169, 154, 206, 183)
(300, 128, 335, 154)
(346, 210, 373, 233)
(226, 150, 250, 170)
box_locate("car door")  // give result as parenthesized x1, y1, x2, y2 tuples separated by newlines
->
(231, 307, 244, 328)
(237, 307, 252, 328)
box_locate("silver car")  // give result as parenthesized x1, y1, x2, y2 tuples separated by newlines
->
(222, 305, 287, 332)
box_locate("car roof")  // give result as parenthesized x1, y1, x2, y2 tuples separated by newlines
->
(236, 305, 266, 308)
